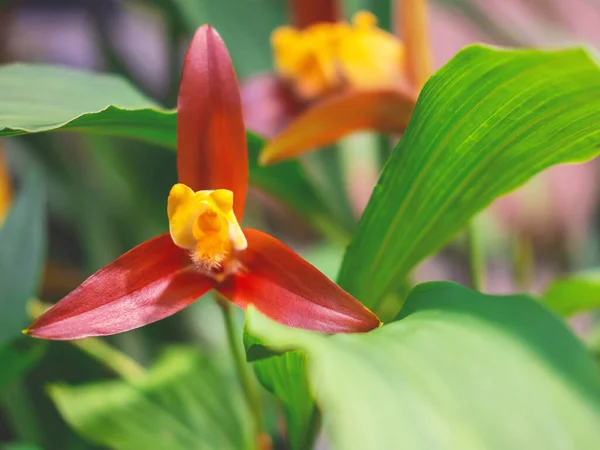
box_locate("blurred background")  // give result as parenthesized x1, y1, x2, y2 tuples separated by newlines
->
(2, 0, 600, 448)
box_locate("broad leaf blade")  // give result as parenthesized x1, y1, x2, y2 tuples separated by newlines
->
(0, 64, 337, 236)
(49, 347, 253, 450)
(544, 271, 600, 316)
(247, 282, 600, 450)
(0, 165, 46, 343)
(338, 46, 600, 307)
(0, 64, 176, 147)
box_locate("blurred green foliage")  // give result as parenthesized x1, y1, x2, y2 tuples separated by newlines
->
(0, 164, 45, 342)
(339, 46, 600, 311)
(2, 0, 600, 449)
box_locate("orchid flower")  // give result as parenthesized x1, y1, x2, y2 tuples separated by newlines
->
(25, 25, 380, 340)
(0, 145, 11, 225)
(241, 0, 419, 165)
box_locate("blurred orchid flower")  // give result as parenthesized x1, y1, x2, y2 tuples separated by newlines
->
(25, 25, 380, 340)
(242, 0, 419, 165)
(0, 145, 11, 226)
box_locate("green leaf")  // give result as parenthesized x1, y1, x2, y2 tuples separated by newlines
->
(0, 64, 176, 147)
(544, 270, 600, 316)
(245, 334, 318, 450)
(0, 342, 45, 391)
(49, 347, 254, 450)
(0, 64, 337, 237)
(338, 46, 600, 308)
(247, 282, 600, 450)
(0, 165, 46, 343)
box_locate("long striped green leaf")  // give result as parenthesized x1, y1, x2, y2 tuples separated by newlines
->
(338, 45, 600, 308)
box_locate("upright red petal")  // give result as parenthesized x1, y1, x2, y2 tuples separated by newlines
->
(26, 234, 214, 340)
(289, 0, 340, 28)
(217, 229, 380, 333)
(177, 25, 248, 219)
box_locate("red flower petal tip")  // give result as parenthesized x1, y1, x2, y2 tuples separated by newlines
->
(25, 235, 213, 340)
(218, 229, 381, 333)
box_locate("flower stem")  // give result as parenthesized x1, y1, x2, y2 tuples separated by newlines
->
(217, 298, 264, 438)
(28, 299, 146, 383)
(71, 338, 146, 383)
(513, 233, 534, 292)
(468, 219, 485, 292)
(398, 0, 432, 88)
(338, 131, 381, 219)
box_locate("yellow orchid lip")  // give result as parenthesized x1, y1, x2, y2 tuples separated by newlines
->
(270, 11, 404, 101)
(167, 183, 247, 270)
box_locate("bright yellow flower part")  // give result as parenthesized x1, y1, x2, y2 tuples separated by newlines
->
(271, 11, 404, 101)
(167, 184, 247, 270)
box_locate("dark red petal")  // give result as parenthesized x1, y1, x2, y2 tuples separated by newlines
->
(177, 25, 248, 219)
(289, 0, 340, 28)
(240, 73, 304, 138)
(26, 234, 213, 340)
(259, 87, 417, 165)
(217, 229, 380, 333)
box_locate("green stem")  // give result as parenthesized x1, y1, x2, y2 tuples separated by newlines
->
(71, 338, 147, 384)
(468, 219, 485, 292)
(218, 299, 263, 437)
(312, 214, 351, 246)
(513, 233, 534, 292)
(29, 300, 146, 383)
(338, 131, 381, 219)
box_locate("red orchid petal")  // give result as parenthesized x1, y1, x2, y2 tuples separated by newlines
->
(259, 87, 417, 165)
(240, 73, 304, 138)
(26, 234, 213, 340)
(217, 228, 380, 333)
(289, 0, 340, 28)
(177, 25, 248, 219)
